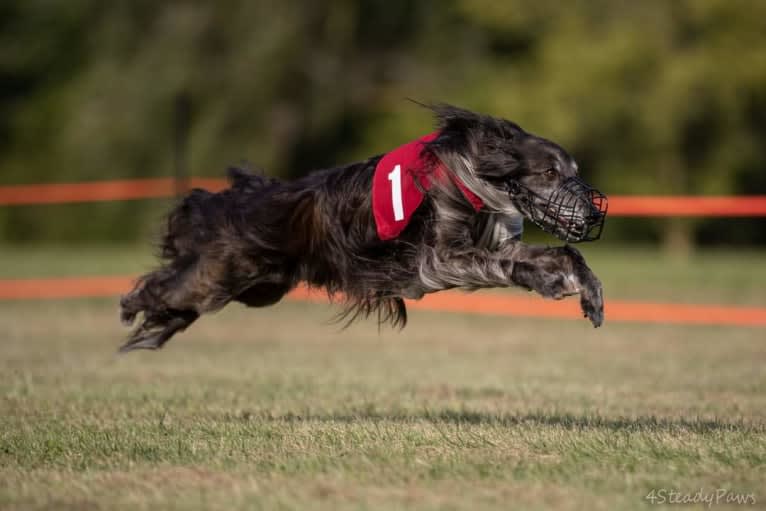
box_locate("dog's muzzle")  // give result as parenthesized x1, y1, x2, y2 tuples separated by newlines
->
(507, 177, 608, 243)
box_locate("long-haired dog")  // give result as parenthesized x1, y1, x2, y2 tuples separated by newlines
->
(119, 105, 607, 352)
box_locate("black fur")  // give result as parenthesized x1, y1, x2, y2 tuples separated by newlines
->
(120, 105, 604, 352)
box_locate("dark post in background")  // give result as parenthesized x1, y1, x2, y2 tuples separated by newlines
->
(174, 91, 192, 197)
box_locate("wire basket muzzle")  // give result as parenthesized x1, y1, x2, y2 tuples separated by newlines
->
(508, 177, 607, 242)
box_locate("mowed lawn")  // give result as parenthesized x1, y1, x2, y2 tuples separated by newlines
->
(1, 245, 765, 510)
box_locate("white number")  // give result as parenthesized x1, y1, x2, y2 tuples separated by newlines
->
(387, 164, 404, 221)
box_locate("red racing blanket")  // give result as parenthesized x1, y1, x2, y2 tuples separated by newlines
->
(372, 132, 483, 240)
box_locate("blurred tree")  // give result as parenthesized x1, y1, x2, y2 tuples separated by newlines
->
(0, 0, 764, 246)
(451, 0, 766, 250)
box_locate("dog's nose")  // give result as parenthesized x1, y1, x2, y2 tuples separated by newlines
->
(570, 218, 587, 234)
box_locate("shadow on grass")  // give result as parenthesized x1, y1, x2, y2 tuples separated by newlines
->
(233, 409, 764, 434)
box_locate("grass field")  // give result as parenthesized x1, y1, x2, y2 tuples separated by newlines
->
(1, 244, 765, 510)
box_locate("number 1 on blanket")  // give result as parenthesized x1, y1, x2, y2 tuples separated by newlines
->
(388, 164, 404, 221)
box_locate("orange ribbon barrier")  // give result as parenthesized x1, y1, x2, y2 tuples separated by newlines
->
(0, 178, 765, 216)
(0, 178, 228, 205)
(606, 195, 766, 217)
(0, 276, 135, 300)
(2, 276, 764, 327)
(406, 290, 766, 327)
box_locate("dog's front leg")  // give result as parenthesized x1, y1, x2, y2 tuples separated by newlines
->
(507, 244, 604, 327)
(420, 243, 603, 327)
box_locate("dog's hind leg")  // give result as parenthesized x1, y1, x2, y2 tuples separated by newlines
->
(120, 254, 292, 351)
(119, 265, 203, 352)
(119, 256, 235, 352)
(119, 267, 175, 327)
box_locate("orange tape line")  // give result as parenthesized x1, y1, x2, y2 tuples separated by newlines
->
(1, 178, 765, 216)
(2, 276, 764, 327)
(607, 196, 766, 217)
(0, 178, 228, 205)
(0, 276, 136, 299)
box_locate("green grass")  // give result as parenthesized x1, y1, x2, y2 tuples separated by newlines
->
(1, 245, 765, 509)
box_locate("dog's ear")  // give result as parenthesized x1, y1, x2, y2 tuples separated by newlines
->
(427, 103, 523, 143)
(429, 103, 484, 132)
(421, 103, 526, 180)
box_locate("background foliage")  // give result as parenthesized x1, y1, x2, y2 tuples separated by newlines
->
(1, 0, 765, 246)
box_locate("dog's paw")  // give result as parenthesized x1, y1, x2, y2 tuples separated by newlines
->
(119, 307, 136, 327)
(580, 284, 603, 327)
(119, 292, 142, 326)
(119, 334, 163, 353)
(561, 246, 604, 327)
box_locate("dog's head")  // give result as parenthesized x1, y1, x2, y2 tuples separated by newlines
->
(426, 105, 607, 242)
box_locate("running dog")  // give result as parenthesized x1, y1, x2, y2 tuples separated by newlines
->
(119, 105, 607, 352)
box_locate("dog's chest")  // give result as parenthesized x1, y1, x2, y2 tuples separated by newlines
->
(475, 214, 524, 250)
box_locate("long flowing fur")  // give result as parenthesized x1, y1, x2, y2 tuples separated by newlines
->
(119, 105, 604, 351)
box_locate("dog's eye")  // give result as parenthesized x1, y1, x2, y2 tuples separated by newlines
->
(544, 168, 558, 179)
